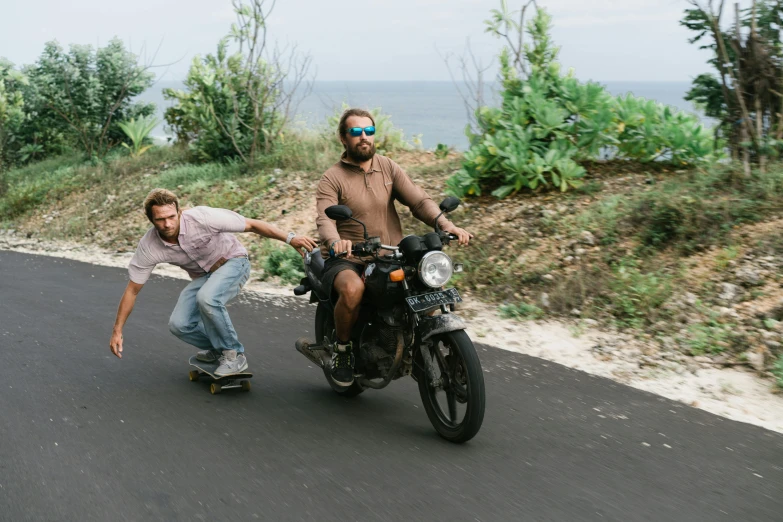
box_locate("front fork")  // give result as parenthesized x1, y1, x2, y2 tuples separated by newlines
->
(419, 338, 442, 389)
(414, 309, 467, 390)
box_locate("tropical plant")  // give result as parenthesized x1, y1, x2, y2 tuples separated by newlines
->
(18, 143, 43, 163)
(164, 0, 312, 164)
(447, 2, 717, 199)
(118, 116, 159, 157)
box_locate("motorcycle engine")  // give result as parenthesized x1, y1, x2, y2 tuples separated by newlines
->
(359, 324, 403, 378)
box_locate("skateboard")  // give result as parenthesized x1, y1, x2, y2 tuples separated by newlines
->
(188, 355, 253, 394)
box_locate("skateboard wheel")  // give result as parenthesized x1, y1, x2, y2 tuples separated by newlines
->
(210, 383, 222, 395)
(241, 381, 251, 392)
(188, 370, 200, 382)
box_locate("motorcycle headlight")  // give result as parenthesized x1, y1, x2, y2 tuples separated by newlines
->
(418, 251, 453, 288)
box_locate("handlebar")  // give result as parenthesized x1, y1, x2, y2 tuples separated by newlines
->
(330, 241, 373, 258)
(331, 234, 462, 258)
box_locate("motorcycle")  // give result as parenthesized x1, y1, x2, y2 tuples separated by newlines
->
(293, 196, 485, 443)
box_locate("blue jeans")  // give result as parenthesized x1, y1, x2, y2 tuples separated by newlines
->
(168, 257, 251, 353)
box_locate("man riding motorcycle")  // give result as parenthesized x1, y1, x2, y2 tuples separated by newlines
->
(315, 108, 473, 387)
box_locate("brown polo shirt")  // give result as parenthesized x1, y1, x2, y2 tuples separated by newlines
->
(316, 152, 450, 258)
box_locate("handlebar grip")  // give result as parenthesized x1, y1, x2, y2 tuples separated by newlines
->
(329, 243, 367, 258)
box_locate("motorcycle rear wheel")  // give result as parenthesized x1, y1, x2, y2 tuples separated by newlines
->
(315, 302, 365, 397)
(417, 330, 485, 443)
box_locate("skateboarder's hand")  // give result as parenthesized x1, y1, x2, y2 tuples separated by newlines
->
(290, 235, 318, 257)
(110, 330, 124, 359)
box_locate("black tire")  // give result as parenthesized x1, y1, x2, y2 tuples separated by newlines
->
(417, 330, 485, 443)
(315, 302, 365, 397)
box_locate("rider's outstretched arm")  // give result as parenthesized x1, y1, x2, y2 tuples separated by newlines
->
(109, 281, 144, 359)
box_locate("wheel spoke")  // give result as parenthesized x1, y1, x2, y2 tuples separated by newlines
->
(446, 389, 458, 423)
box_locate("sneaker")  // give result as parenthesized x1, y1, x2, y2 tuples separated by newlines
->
(330, 342, 355, 387)
(215, 349, 249, 376)
(196, 349, 221, 363)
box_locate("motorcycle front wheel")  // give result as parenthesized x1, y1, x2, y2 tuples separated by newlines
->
(315, 302, 365, 397)
(417, 330, 485, 443)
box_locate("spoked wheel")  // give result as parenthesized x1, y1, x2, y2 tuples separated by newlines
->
(417, 330, 485, 443)
(315, 302, 365, 397)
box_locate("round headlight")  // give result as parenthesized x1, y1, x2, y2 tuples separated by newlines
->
(418, 251, 453, 288)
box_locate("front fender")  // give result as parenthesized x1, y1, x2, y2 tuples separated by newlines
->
(416, 314, 467, 342)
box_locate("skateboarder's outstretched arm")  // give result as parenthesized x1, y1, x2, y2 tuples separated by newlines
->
(243, 218, 318, 257)
(110, 281, 144, 359)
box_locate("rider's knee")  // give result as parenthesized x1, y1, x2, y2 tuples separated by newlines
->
(340, 279, 364, 308)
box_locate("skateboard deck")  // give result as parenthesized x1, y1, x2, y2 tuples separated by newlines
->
(188, 355, 253, 394)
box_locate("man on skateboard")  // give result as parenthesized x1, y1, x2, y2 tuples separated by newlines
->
(109, 188, 317, 376)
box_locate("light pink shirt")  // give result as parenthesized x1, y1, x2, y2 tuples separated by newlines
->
(128, 206, 248, 284)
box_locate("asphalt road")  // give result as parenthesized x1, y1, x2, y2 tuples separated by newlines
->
(1, 250, 782, 522)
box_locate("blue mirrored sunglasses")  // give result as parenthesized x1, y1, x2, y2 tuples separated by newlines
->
(347, 126, 376, 137)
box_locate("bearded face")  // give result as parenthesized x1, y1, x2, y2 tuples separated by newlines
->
(346, 136, 376, 163)
(341, 115, 376, 163)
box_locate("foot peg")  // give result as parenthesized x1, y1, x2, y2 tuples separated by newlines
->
(295, 338, 325, 368)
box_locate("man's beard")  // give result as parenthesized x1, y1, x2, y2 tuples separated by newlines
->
(346, 140, 376, 163)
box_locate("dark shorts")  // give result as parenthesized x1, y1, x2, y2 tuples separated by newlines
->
(321, 258, 365, 305)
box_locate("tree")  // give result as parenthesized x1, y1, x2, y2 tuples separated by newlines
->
(164, 0, 313, 164)
(682, 0, 783, 173)
(0, 58, 28, 170)
(21, 38, 156, 158)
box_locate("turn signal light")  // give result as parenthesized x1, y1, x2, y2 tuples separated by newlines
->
(389, 269, 405, 282)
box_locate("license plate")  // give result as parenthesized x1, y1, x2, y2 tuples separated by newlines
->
(406, 288, 462, 312)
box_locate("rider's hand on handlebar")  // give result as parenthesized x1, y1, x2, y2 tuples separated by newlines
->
(331, 239, 353, 258)
(442, 224, 473, 247)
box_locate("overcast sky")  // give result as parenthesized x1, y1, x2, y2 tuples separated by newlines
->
(1, 0, 724, 83)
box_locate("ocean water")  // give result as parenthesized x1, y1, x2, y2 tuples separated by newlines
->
(138, 80, 702, 151)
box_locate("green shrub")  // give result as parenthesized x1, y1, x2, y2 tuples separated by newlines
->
(262, 246, 305, 284)
(624, 165, 781, 254)
(447, 4, 718, 199)
(572, 195, 626, 246)
(774, 356, 783, 389)
(156, 162, 245, 191)
(0, 59, 27, 169)
(255, 124, 342, 174)
(21, 39, 155, 158)
(607, 259, 673, 328)
(682, 321, 735, 355)
(434, 143, 450, 159)
(500, 302, 544, 320)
